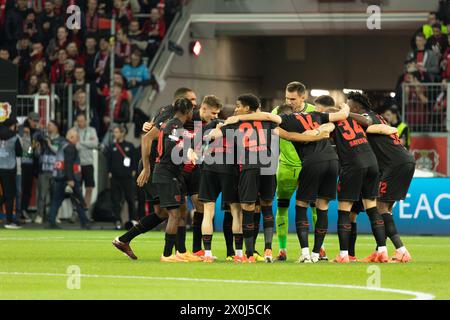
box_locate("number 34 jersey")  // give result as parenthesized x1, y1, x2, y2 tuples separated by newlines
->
(332, 116, 378, 170)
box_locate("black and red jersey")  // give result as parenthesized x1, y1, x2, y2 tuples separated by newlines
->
(332, 116, 377, 169)
(280, 112, 338, 165)
(153, 118, 193, 180)
(222, 120, 277, 171)
(201, 119, 238, 175)
(151, 107, 203, 173)
(363, 111, 415, 172)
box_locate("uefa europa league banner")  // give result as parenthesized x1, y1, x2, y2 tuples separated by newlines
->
(213, 178, 450, 235)
(0, 60, 18, 123)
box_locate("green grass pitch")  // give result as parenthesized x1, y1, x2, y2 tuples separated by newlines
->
(0, 230, 449, 300)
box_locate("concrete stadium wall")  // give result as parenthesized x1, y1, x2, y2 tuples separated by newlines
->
(152, 34, 409, 108)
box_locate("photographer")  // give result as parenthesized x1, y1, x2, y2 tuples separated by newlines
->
(35, 120, 64, 224)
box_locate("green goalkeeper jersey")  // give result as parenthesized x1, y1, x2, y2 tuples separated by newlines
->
(272, 103, 316, 168)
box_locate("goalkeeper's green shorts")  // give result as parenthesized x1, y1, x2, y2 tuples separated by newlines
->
(276, 163, 302, 200)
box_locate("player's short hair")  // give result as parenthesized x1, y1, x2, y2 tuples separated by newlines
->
(277, 104, 293, 115)
(173, 98, 194, 115)
(173, 87, 193, 100)
(286, 81, 307, 95)
(346, 91, 372, 111)
(202, 95, 223, 109)
(314, 95, 335, 108)
(237, 94, 260, 112)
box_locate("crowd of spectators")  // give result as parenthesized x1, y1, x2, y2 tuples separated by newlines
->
(395, 8, 450, 132)
(0, 0, 182, 139)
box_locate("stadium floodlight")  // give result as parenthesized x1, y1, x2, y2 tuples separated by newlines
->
(190, 40, 202, 57)
(343, 88, 363, 94)
(310, 89, 330, 97)
(390, 92, 396, 98)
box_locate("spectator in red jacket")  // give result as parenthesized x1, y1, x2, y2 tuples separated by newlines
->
(85, 0, 99, 34)
(144, 7, 166, 40)
(50, 48, 67, 83)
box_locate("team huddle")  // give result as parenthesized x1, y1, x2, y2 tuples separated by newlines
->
(112, 81, 415, 264)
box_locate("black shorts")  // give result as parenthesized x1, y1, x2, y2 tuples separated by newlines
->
(143, 179, 160, 204)
(181, 167, 200, 196)
(81, 165, 95, 188)
(379, 162, 415, 202)
(153, 175, 185, 209)
(199, 170, 239, 203)
(338, 164, 379, 202)
(238, 169, 277, 204)
(296, 160, 338, 203)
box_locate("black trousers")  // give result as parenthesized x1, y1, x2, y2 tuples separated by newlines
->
(0, 169, 17, 224)
(111, 176, 136, 222)
(21, 164, 34, 213)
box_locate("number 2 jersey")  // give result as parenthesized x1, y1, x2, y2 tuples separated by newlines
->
(363, 111, 415, 173)
(332, 116, 378, 171)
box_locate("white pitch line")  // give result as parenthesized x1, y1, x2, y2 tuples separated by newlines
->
(0, 271, 435, 300)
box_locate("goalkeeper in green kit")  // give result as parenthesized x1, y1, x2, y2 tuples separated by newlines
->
(271, 82, 328, 261)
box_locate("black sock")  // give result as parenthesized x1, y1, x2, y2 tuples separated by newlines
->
(262, 206, 274, 250)
(338, 210, 351, 251)
(382, 213, 404, 249)
(349, 222, 357, 257)
(192, 212, 203, 252)
(295, 206, 309, 249)
(163, 233, 176, 257)
(234, 233, 243, 251)
(119, 213, 164, 243)
(366, 207, 386, 248)
(253, 211, 261, 249)
(313, 209, 328, 254)
(176, 226, 187, 253)
(202, 234, 213, 251)
(223, 211, 234, 256)
(242, 210, 255, 257)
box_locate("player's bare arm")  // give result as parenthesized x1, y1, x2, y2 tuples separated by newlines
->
(137, 126, 159, 187)
(224, 112, 282, 125)
(275, 127, 330, 142)
(205, 123, 224, 141)
(366, 124, 398, 135)
(349, 112, 373, 127)
(328, 103, 350, 122)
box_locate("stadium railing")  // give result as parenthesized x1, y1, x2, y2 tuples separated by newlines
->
(50, 83, 91, 133)
(401, 82, 450, 133)
(16, 95, 50, 128)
